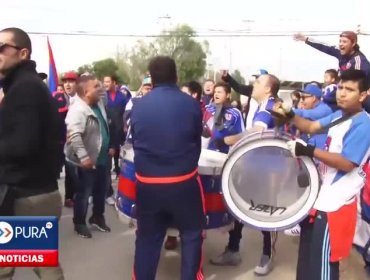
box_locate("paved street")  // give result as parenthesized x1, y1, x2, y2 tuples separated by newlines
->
(12, 178, 368, 280)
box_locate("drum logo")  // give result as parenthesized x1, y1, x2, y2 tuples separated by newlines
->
(249, 200, 287, 216)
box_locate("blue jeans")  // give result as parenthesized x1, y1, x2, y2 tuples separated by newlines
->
(72, 165, 108, 225)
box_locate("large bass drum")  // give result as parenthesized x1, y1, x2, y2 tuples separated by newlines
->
(221, 130, 320, 231)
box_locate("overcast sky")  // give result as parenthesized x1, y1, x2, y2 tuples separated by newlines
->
(2, 0, 370, 82)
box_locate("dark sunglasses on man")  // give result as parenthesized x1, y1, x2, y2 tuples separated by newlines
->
(0, 42, 22, 53)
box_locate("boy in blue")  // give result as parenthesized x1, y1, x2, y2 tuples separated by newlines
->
(210, 74, 280, 276)
(322, 69, 339, 111)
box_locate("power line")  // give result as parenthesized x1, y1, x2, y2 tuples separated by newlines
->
(28, 31, 370, 38)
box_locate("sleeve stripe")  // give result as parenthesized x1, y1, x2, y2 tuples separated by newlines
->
(354, 55, 361, 70)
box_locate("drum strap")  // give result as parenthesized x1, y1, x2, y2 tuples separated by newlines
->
(136, 169, 198, 184)
(315, 112, 359, 134)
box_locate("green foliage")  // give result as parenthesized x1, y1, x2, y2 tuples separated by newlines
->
(76, 24, 208, 90)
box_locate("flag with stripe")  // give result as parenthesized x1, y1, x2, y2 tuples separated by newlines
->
(47, 37, 58, 92)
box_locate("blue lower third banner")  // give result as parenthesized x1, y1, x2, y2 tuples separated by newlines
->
(0, 216, 58, 267)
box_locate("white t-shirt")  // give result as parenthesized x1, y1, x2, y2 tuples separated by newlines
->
(314, 110, 370, 212)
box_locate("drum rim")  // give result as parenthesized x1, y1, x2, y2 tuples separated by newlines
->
(222, 134, 320, 231)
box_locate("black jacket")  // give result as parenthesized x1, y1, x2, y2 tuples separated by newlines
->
(0, 60, 60, 196)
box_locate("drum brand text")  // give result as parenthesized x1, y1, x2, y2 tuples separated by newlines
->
(249, 200, 287, 215)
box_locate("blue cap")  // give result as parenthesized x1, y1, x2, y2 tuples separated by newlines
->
(301, 84, 322, 98)
(252, 69, 269, 77)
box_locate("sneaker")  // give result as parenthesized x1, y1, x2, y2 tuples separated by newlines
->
(64, 199, 74, 208)
(254, 254, 273, 276)
(164, 236, 178, 250)
(105, 196, 115, 206)
(74, 224, 92, 238)
(210, 248, 241, 266)
(284, 224, 301, 237)
(88, 216, 111, 232)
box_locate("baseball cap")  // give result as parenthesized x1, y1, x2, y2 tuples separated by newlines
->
(340, 31, 357, 44)
(300, 83, 322, 99)
(252, 69, 269, 77)
(62, 71, 79, 81)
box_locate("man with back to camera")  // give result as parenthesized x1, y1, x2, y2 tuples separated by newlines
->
(131, 56, 204, 280)
(0, 27, 64, 279)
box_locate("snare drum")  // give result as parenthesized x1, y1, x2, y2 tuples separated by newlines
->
(221, 129, 320, 231)
(116, 147, 137, 226)
(116, 146, 230, 230)
(198, 149, 232, 229)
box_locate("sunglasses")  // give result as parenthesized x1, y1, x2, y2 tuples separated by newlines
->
(0, 42, 22, 53)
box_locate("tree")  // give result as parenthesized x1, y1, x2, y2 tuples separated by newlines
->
(92, 58, 118, 80)
(77, 64, 93, 74)
(153, 25, 208, 85)
(230, 70, 245, 102)
(76, 24, 209, 89)
(127, 40, 156, 90)
(231, 69, 245, 85)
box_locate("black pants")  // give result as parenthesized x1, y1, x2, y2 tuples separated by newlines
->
(296, 212, 339, 280)
(228, 220, 277, 258)
(134, 175, 205, 280)
(113, 146, 120, 176)
(72, 165, 108, 224)
(64, 161, 75, 200)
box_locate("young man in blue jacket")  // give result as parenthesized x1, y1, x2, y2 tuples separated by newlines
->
(131, 56, 204, 280)
(294, 31, 370, 80)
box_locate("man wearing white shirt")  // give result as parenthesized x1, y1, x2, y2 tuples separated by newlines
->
(274, 69, 370, 280)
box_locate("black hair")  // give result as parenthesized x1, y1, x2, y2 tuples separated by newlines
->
(0, 27, 32, 59)
(214, 81, 231, 94)
(182, 81, 202, 100)
(290, 90, 301, 108)
(325, 69, 338, 81)
(148, 56, 177, 85)
(104, 74, 118, 84)
(340, 69, 368, 92)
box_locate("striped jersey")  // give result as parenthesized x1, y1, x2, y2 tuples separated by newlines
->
(316, 110, 370, 212)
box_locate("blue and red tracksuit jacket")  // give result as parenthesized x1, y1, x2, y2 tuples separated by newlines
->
(306, 37, 370, 79)
(131, 83, 203, 178)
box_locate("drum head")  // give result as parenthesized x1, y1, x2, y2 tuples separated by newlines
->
(222, 131, 320, 231)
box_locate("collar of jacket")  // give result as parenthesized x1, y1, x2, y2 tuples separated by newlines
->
(72, 95, 108, 121)
(152, 82, 178, 89)
(2, 60, 37, 94)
